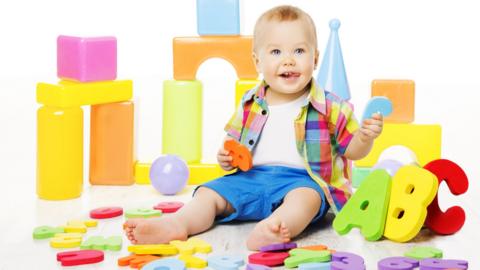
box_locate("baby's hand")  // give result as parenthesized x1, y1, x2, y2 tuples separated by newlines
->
(359, 113, 383, 142)
(217, 139, 234, 171)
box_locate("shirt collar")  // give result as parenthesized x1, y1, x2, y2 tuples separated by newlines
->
(245, 78, 327, 115)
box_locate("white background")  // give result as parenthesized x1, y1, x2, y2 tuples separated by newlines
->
(0, 0, 479, 265)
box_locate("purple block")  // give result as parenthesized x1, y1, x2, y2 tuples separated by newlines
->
(259, 242, 297, 252)
(378, 257, 419, 270)
(331, 251, 365, 270)
(419, 258, 468, 270)
(57, 35, 117, 82)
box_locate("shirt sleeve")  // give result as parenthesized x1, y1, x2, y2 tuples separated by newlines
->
(333, 100, 359, 155)
(224, 100, 245, 141)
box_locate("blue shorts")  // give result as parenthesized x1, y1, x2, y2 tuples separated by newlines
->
(195, 165, 329, 223)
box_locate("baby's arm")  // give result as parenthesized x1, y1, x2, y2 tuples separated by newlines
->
(344, 113, 383, 160)
(217, 136, 235, 171)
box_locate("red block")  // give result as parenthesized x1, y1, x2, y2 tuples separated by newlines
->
(57, 250, 104, 266)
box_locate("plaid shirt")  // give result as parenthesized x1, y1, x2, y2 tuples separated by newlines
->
(224, 79, 359, 214)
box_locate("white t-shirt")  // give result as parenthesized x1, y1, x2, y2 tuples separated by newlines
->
(252, 92, 308, 168)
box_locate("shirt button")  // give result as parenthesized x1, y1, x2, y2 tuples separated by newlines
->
(249, 139, 254, 145)
(261, 110, 267, 115)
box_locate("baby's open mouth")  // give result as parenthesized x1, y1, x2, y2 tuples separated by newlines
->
(279, 72, 301, 79)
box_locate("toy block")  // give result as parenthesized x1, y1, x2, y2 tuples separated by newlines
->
(36, 79, 133, 107)
(33, 226, 64, 239)
(299, 245, 328, 251)
(154, 202, 184, 213)
(64, 220, 97, 233)
(50, 233, 83, 248)
(57, 250, 104, 266)
(317, 19, 351, 100)
(405, 246, 442, 260)
(118, 254, 161, 268)
(333, 169, 392, 241)
(299, 262, 330, 270)
(142, 258, 185, 270)
(352, 166, 371, 188)
(128, 244, 178, 255)
(197, 0, 240, 35)
(208, 255, 244, 270)
(284, 249, 330, 268)
(378, 257, 419, 270)
(424, 159, 468, 235)
(163, 80, 202, 163)
(169, 240, 195, 255)
(173, 36, 257, 80)
(248, 252, 290, 267)
(331, 252, 365, 270)
(90, 101, 134, 185)
(361, 96, 393, 122)
(235, 79, 259, 107)
(384, 165, 438, 242)
(80, 236, 122, 251)
(247, 264, 272, 270)
(354, 123, 441, 167)
(37, 106, 83, 200)
(125, 208, 162, 218)
(372, 159, 404, 177)
(260, 242, 297, 252)
(186, 237, 212, 253)
(224, 139, 252, 171)
(178, 254, 207, 268)
(134, 162, 151, 184)
(419, 258, 468, 269)
(90, 206, 123, 219)
(371, 80, 415, 123)
(57, 35, 116, 82)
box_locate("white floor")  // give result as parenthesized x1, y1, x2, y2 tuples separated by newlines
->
(0, 181, 478, 270)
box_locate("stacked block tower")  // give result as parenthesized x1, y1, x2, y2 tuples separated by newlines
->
(37, 36, 135, 200)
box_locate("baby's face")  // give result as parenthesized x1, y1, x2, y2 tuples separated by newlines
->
(253, 19, 319, 96)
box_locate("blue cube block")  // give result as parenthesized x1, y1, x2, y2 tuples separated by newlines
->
(197, 0, 240, 35)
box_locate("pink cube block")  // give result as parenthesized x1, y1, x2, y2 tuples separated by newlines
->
(57, 35, 117, 82)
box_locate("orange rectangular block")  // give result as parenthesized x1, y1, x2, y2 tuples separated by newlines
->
(371, 80, 415, 123)
(173, 36, 258, 80)
(90, 101, 134, 185)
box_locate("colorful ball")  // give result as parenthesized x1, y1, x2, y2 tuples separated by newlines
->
(149, 155, 189, 195)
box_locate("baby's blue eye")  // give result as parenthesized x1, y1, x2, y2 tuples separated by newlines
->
(294, 48, 305, 55)
(270, 49, 281, 56)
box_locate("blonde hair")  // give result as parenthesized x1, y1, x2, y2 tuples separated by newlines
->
(253, 5, 318, 52)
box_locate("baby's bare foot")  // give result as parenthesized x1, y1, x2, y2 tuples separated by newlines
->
(246, 217, 291, 250)
(123, 216, 188, 244)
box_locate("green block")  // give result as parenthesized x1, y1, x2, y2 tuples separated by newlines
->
(333, 169, 392, 241)
(162, 80, 202, 163)
(125, 208, 162, 218)
(352, 167, 371, 188)
(81, 236, 122, 251)
(284, 249, 330, 268)
(405, 246, 443, 260)
(33, 226, 64, 239)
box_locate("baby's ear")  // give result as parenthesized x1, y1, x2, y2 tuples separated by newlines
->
(252, 52, 261, 73)
(314, 49, 320, 67)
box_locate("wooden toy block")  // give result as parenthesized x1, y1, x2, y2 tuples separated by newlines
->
(173, 36, 258, 80)
(354, 123, 441, 167)
(424, 159, 468, 235)
(208, 255, 244, 270)
(299, 262, 330, 270)
(163, 80, 202, 163)
(247, 264, 272, 270)
(142, 258, 186, 270)
(419, 258, 468, 269)
(37, 106, 83, 200)
(361, 96, 393, 122)
(284, 249, 330, 268)
(57, 35, 116, 82)
(178, 254, 207, 268)
(90, 101, 134, 185)
(333, 169, 392, 241)
(33, 226, 64, 239)
(50, 233, 83, 248)
(135, 162, 151, 184)
(248, 252, 290, 267)
(80, 236, 122, 251)
(36, 79, 133, 107)
(125, 208, 162, 218)
(197, 0, 240, 35)
(224, 139, 253, 171)
(405, 246, 442, 260)
(352, 166, 371, 188)
(260, 242, 297, 252)
(331, 252, 365, 270)
(235, 79, 259, 107)
(90, 206, 123, 219)
(378, 257, 419, 270)
(154, 202, 184, 213)
(384, 165, 438, 242)
(57, 250, 104, 266)
(371, 80, 415, 123)
(117, 254, 160, 268)
(127, 244, 178, 255)
(186, 237, 212, 253)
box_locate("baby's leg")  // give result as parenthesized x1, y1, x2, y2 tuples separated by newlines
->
(246, 187, 321, 250)
(124, 187, 234, 244)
